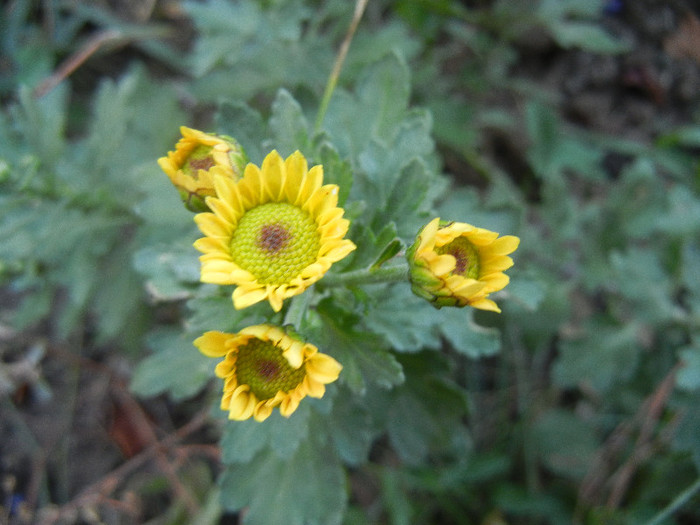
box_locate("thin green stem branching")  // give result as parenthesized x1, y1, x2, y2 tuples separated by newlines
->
(283, 290, 313, 328)
(318, 263, 409, 288)
(314, 0, 369, 132)
(644, 476, 700, 525)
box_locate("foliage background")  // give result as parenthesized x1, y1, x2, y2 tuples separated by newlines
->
(1, 0, 699, 524)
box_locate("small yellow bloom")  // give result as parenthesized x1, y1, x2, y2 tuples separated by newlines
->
(158, 126, 247, 212)
(407, 218, 520, 312)
(194, 325, 342, 422)
(193, 150, 356, 312)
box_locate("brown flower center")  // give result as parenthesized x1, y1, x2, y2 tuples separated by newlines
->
(436, 237, 480, 279)
(234, 338, 306, 400)
(257, 223, 291, 254)
(188, 157, 216, 172)
(257, 360, 281, 380)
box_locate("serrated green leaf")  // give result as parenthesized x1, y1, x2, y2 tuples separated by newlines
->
(381, 353, 469, 465)
(347, 222, 400, 271)
(505, 276, 546, 311)
(440, 308, 501, 358)
(609, 248, 680, 323)
(528, 409, 600, 480)
(219, 437, 346, 525)
(363, 285, 442, 352)
(380, 158, 432, 239)
(215, 101, 266, 165)
(313, 139, 353, 206)
(355, 52, 411, 139)
(370, 239, 403, 270)
(316, 300, 404, 394)
(12, 84, 67, 165)
(553, 319, 641, 392)
(220, 404, 312, 464)
(328, 391, 376, 465)
(362, 285, 501, 357)
(265, 88, 311, 156)
(133, 242, 201, 302)
(130, 329, 215, 400)
(324, 55, 424, 159)
(186, 293, 270, 334)
(93, 244, 149, 346)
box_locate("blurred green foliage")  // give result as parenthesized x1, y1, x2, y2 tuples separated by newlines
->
(1, 0, 700, 524)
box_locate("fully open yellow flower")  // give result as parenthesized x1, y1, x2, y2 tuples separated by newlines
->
(193, 150, 356, 312)
(407, 218, 520, 312)
(158, 126, 247, 212)
(194, 325, 342, 421)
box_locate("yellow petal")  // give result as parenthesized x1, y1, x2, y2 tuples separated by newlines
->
(306, 353, 342, 383)
(262, 150, 285, 201)
(320, 240, 357, 261)
(481, 273, 510, 293)
(194, 214, 232, 239)
(282, 340, 305, 369)
(469, 298, 501, 313)
(232, 286, 268, 309)
(239, 163, 264, 208)
(304, 185, 338, 218)
(429, 254, 456, 275)
(279, 395, 301, 418)
(215, 359, 233, 378)
(465, 229, 499, 245)
(480, 255, 514, 273)
(284, 151, 307, 203)
(206, 198, 239, 226)
(489, 235, 520, 255)
(253, 403, 274, 422)
(417, 218, 440, 252)
(303, 377, 326, 398)
(193, 237, 229, 253)
(229, 385, 257, 420)
(295, 165, 323, 207)
(194, 331, 231, 357)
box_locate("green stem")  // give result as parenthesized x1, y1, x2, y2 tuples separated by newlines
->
(319, 263, 409, 288)
(644, 476, 700, 525)
(314, 0, 369, 132)
(283, 290, 312, 328)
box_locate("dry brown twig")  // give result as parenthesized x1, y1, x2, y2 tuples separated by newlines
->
(34, 403, 212, 525)
(33, 30, 125, 99)
(575, 364, 681, 519)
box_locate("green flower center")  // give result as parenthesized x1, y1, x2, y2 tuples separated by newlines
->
(185, 145, 215, 176)
(229, 202, 321, 285)
(436, 237, 480, 279)
(235, 338, 306, 400)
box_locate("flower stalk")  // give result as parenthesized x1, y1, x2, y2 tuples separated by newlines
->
(318, 263, 409, 288)
(314, 0, 369, 132)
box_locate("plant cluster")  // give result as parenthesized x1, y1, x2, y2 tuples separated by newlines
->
(1, 1, 699, 524)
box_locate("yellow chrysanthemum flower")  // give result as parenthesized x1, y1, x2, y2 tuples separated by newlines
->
(194, 324, 342, 422)
(193, 150, 356, 312)
(158, 126, 247, 212)
(407, 218, 520, 312)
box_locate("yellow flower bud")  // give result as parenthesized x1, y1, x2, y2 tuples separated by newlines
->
(158, 126, 248, 212)
(406, 218, 519, 312)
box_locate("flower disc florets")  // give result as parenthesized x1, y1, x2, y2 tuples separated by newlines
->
(193, 150, 356, 312)
(406, 218, 520, 312)
(158, 126, 248, 212)
(194, 325, 342, 421)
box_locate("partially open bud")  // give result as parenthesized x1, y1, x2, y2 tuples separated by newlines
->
(158, 126, 248, 212)
(406, 218, 519, 312)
